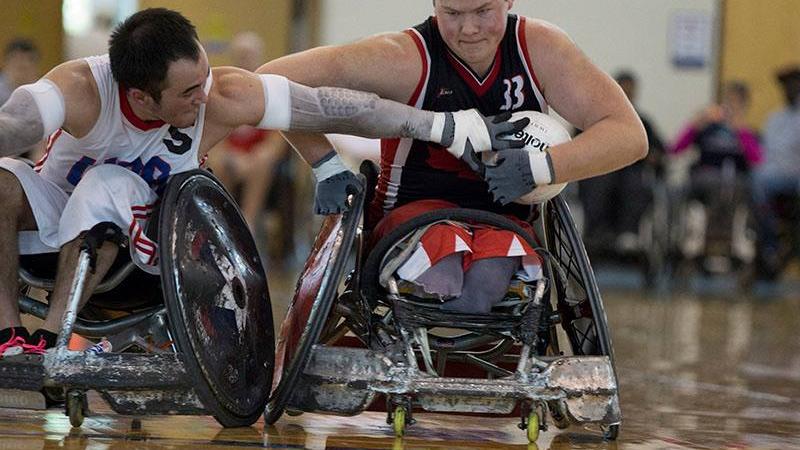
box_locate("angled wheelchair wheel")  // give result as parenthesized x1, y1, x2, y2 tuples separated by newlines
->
(159, 170, 274, 427)
(263, 176, 365, 425)
(544, 195, 620, 438)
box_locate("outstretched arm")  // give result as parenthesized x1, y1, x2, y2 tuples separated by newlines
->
(207, 67, 525, 161)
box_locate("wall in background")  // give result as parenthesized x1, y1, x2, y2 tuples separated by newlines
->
(721, 0, 800, 129)
(0, 2, 63, 77)
(139, 0, 293, 66)
(319, 0, 720, 141)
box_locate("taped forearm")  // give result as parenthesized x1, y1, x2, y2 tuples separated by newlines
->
(257, 74, 437, 141)
(0, 89, 47, 157)
(287, 82, 436, 140)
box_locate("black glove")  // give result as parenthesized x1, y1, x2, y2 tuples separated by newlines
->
(314, 171, 362, 214)
(311, 151, 362, 215)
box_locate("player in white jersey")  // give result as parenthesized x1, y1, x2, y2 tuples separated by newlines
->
(0, 8, 527, 354)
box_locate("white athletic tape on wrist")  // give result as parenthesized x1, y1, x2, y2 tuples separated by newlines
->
(311, 152, 349, 181)
(257, 74, 292, 131)
(451, 110, 492, 156)
(529, 151, 553, 185)
(430, 112, 446, 143)
(18, 79, 65, 139)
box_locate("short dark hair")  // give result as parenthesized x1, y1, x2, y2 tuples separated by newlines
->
(614, 70, 637, 85)
(109, 8, 200, 102)
(4, 38, 39, 60)
(724, 80, 750, 103)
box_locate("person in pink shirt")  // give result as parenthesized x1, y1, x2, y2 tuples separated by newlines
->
(670, 81, 762, 268)
(671, 81, 762, 176)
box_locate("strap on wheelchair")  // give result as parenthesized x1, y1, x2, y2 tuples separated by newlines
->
(80, 222, 125, 272)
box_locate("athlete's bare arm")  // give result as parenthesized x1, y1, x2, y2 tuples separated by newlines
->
(202, 60, 515, 166)
(524, 19, 647, 183)
(255, 33, 422, 165)
(44, 61, 102, 139)
(0, 61, 100, 156)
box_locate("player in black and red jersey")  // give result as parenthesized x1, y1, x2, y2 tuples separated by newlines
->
(259, 0, 647, 312)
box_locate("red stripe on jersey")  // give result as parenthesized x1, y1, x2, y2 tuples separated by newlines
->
(119, 85, 166, 131)
(445, 49, 501, 97)
(518, 17, 543, 94)
(34, 129, 63, 172)
(403, 29, 429, 107)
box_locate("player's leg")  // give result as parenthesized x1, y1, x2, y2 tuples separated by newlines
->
(37, 165, 158, 347)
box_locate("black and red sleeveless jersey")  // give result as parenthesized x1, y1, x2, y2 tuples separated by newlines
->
(370, 14, 547, 224)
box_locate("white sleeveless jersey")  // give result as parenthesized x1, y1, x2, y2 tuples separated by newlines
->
(34, 54, 211, 195)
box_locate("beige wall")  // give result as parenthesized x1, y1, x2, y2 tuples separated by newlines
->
(721, 0, 800, 129)
(0, 2, 63, 75)
(138, 0, 293, 65)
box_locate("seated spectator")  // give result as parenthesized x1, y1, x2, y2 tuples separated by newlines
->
(207, 32, 289, 229)
(579, 70, 666, 253)
(752, 67, 800, 277)
(671, 81, 762, 195)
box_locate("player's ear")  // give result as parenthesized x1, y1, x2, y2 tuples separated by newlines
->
(506, 0, 515, 10)
(128, 87, 154, 107)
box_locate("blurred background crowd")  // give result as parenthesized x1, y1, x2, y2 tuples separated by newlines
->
(3, 0, 800, 290)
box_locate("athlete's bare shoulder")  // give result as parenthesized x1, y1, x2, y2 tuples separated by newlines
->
(259, 30, 421, 103)
(44, 59, 100, 138)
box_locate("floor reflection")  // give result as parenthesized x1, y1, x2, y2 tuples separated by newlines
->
(1, 287, 799, 449)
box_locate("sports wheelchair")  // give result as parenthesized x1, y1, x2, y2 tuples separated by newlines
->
(671, 158, 756, 280)
(265, 163, 621, 443)
(8, 170, 274, 427)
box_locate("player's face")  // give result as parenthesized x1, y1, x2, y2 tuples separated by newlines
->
(435, 0, 512, 73)
(156, 46, 210, 128)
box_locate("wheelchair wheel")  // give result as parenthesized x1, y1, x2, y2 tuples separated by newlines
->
(263, 177, 365, 425)
(159, 170, 274, 427)
(543, 196, 620, 437)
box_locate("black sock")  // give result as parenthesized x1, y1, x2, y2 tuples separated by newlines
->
(30, 329, 58, 349)
(0, 327, 30, 344)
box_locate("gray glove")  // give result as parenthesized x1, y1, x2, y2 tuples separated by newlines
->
(312, 151, 363, 215)
(485, 149, 554, 205)
(439, 111, 530, 173)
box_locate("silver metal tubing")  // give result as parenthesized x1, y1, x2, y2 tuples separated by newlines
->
(55, 251, 91, 350)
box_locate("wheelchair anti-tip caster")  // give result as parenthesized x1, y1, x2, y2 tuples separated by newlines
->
(392, 405, 407, 438)
(66, 389, 88, 427)
(603, 423, 620, 441)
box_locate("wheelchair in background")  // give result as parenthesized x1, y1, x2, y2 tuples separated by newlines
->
(670, 157, 756, 283)
(265, 162, 621, 443)
(10, 170, 273, 428)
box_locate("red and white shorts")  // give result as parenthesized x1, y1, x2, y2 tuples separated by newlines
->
(1, 158, 161, 274)
(371, 199, 543, 284)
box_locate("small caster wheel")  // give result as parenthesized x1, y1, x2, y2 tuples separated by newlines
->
(393, 406, 407, 438)
(547, 400, 570, 430)
(66, 390, 85, 428)
(602, 423, 620, 441)
(526, 411, 540, 443)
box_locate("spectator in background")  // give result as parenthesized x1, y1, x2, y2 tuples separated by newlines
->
(0, 38, 40, 105)
(752, 67, 800, 277)
(579, 70, 666, 253)
(0, 38, 43, 161)
(207, 32, 289, 229)
(670, 81, 762, 201)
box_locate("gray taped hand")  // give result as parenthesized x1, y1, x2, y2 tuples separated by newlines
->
(314, 170, 363, 215)
(484, 149, 535, 205)
(440, 111, 529, 174)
